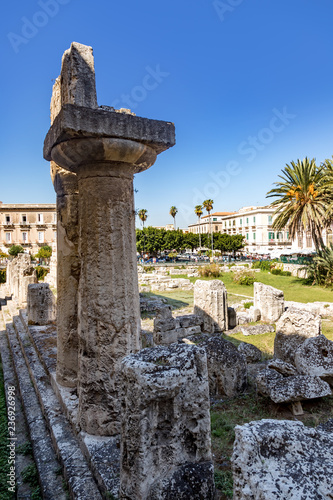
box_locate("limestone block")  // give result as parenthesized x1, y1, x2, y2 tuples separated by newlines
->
(120, 344, 215, 499)
(274, 308, 321, 365)
(232, 419, 333, 500)
(178, 314, 203, 329)
(238, 342, 262, 363)
(253, 282, 284, 322)
(27, 283, 56, 326)
(267, 358, 297, 376)
(153, 329, 179, 345)
(153, 305, 176, 332)
(194, 280, 228, 333)
(250, 307, 261, 322)
(236, 324, 275, 336)
(295, 335, 333, 383)
(256, 368, 331, 403)
(19, 270, 37, 305)
(228, 306, 237, 329)
(194, 335, 247, 397)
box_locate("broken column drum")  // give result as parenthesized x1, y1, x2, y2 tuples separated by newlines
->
(44, 42, 175, 435)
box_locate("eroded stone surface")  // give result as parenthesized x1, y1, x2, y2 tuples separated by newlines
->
(27, 283, 56, 326)
(194, 280, 228, 333)
(274, 308, 321, 365)
(295, 335, 333, 382)
(236, 324, 275, 336)
(193, 335, 247, 397)
(238, 342, 262, 363)
(51, 162, 79, 388)
(253, 282, 284, 322)
(120, 344, 214, 499)
(267, 358, 297, 376)
(232, 419, 333, 499)
(256, 368, 331, 403)
(6, 253, 37, 305)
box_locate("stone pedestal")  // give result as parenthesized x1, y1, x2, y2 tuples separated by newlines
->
(27, 283, 56, 325)
(51, 162, 79, 388)
(44, 42, 175, 435)
(119, 344, 215, 499)
(194, 280, 228, 333)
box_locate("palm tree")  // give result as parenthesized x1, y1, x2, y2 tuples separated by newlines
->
(194, 205, 203, 249)
(203, 199, 214, 254)
(266, 158, 327, 250)
(138, 209, 148, 259)
(169, 206, 178, 230)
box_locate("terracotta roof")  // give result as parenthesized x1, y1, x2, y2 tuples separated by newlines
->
(202, 211, 236, 219)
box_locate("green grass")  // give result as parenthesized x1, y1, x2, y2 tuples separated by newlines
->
(142, 290, 194, 310)
(171, 271, 333, 303)
(0, 358, 14, 499)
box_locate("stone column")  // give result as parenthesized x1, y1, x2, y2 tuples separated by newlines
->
(44, 42, 175, 436)
(51, 138, 157, 435)
(27, 283, 56, 325)
(119, 344, 215, 499)
(51, 162, 79, 388)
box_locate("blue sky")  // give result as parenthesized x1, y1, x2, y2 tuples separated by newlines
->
(1, 0, 333, 228)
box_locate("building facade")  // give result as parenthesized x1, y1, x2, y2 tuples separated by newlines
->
(0, 203, 56, 255)
(188, 206, 292, 254)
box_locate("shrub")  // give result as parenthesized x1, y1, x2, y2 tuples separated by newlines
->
(36, 266, 49, 282)
(198, 263, 222, 278)
(252, 260, 271, 271)
(0, 270, 5, 284)
(8, 245, 24, 257)
(232, 269, 256, 286)
(271, 268, 291, 276)
(243, 301, 253, 309)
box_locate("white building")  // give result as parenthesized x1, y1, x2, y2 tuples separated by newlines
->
(188, 206, 292, 255)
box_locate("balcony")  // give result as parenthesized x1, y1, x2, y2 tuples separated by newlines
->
(20, 221, 31, 227)
(3, 223, 14, 228)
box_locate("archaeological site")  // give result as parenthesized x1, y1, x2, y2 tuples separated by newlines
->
(0, 42, 333, 500)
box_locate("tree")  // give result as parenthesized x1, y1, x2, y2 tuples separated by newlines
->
(138, 209, 148, 228)
(138, 209, 148, 257)
(194, 205, 203, 249)
(36, 245, 52, 260)
(8, 245, 24, 257)
(169, 206, 178, 230)
(183, 232, 199, 251)
(202, 199, 214, 254)
(267, 158, 327, 250)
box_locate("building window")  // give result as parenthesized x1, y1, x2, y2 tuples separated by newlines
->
(212, 218, 217, 222)
(306, 232, 312, 248)
(22, 214, 27, 224)
(22, 232, 28, 242)
(229, 221, 231, 227)
(5, 232, 11, 243)
(268, 215, 272, 224)
(5, 215, 10, 224)
(53, 231, 57, 241)
(240, 218, 242, 225)
(269, 232, 275, 240)
(37, 213, 43, 223)
(233, 220, 235, 226)
(286, 232, 289, 240)
(215, 225, 218, 231)
(38, 232, 44, 243)
(253, 216, 256, 224)
(246, 233, 249, 240)
(253, 232, 256, 240)
(246, 217, 249, 224)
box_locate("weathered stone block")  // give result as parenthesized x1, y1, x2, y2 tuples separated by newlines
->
(119, 344, 214, 499)
(232, 419, 333, 499)
(256, 368, 331, 403)
(295, 334, 333, 383)
(27, 283, 56, 326)
(238, 342, 262, 363)
(253, 282, 284, 322)
(194, 335, 247, 397)
(227, 306, 237, 329)
(274, 308, 321, 365)
(194, 280, 228, 333)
